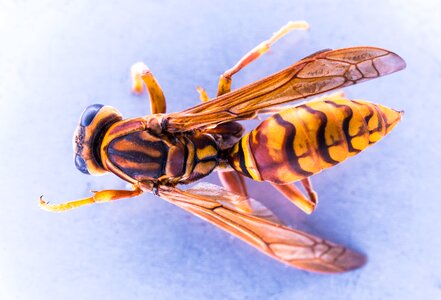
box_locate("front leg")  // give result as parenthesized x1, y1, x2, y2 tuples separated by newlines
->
(39, 185, 143, 212)
(131, 62, 167, 114)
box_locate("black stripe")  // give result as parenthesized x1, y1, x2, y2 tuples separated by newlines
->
(183, 135, 197, 176)
(108, 133, 168, 178)
(352, 101, 377, 144)
(354, 101, 374, 127)
(108, 149, 165, 163)
(108, 153, 163, 179)
(125, 133, 164, 148)
(180, 136, 189, 175)
(237, 138, 252, 178)
(300, 105, 339, 165)
(273, 114, 313, 177)
(129, 167, 163, 179)
(372, 105, 384, 134)
(325, 101, 360, 154)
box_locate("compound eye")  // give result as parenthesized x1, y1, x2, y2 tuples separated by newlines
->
(80, 104, 104, 126)
(74, 153, 90, 174)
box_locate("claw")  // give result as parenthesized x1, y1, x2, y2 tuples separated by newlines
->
(39, 196, 59, 212)
(130, 62, 151, 94)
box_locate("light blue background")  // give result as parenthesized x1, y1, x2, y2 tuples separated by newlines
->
(1, 0, 440, 299)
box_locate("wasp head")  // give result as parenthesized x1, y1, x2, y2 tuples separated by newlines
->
(73, 104, 122, 175)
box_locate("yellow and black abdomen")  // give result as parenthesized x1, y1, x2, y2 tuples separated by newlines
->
(228, 99, 402, 184)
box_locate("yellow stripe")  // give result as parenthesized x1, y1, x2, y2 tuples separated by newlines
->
(196, 144, 217, 160)
(286, 108, 321, 174)
(321, 101, 348, 162)
(241, 133, 262, 181)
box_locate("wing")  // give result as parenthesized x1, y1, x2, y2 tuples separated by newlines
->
(158, 182, 366, 273)
(165, 47, 406, 132)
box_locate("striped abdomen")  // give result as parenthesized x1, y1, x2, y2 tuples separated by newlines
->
(228, 99, 402, 184)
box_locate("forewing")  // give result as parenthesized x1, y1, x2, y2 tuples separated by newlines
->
(158, 183, 366, 273)
(186, 182, 283, 224)
(166, 46, 405, 132)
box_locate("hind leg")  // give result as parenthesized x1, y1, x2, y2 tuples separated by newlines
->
(207, 21, 309, 198)
(218, 21, 309, 95)
(271, 178, 318, 215)
(196, 21, 309, 99)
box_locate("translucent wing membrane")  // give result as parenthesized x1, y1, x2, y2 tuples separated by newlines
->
(158, 183, 366, 273)
(165, 47, 405, 132)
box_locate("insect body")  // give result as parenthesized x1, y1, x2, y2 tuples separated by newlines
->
(41, 21, 406, 273)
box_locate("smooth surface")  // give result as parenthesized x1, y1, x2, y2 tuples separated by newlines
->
(1, 0, 440, 299)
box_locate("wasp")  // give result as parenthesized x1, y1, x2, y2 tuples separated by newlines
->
(40, 21, 406, 273)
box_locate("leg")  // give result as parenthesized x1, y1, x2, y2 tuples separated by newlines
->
(218, 169, 254, 213)
(218, 169, 248, 197)
(39, 185, 143, 212)
(131, 62, 167, 114)
(196, 86, 210, 102)
(217, 21, 309, 95)
(197, 21, 309, 103)
(300, 177, 318, 205)
(271, 177, 318, 214)
(213, 22, 309, 202)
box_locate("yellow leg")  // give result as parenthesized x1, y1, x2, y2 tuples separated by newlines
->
(217, 20, 309, 95)
(39, 185, 143, 212)
(271, 178, 318, 214)
(209, 22, 309, 204)
(196, 86, 210, 102)
(218, 169, 249, 197)
(300, 177, 318, 205)
(130, 62, 167, 114)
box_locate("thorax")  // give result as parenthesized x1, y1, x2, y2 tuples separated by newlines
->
(100, 116, 220, 185)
